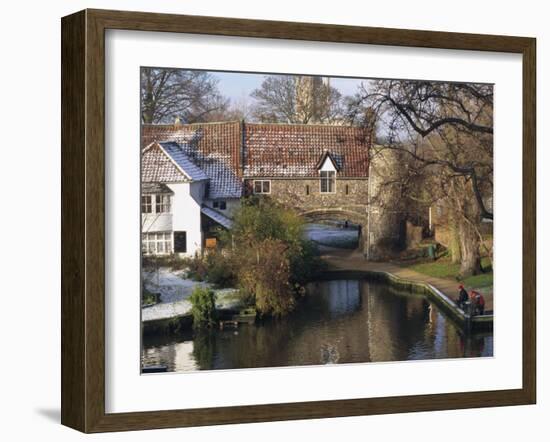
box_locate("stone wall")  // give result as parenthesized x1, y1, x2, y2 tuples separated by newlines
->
(243, 150, 415, 261)
(366, 147, 408, 259)
(244, 177, 369, 219)
(406, 220, 423, 248)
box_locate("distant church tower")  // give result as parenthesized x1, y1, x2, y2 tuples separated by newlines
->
(295, 76, 331, 124)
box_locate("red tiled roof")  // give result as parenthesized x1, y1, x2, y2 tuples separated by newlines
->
(142, 122, 243, 198)
(141, 143, 187, 183)
(141, 122, 371, 196)
(243, 123, 370, 178)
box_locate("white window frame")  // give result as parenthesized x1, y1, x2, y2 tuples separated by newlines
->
(155, 194, 171, 213)
(141, 193, 172, 214)
(141, 195, 152, 213)
(320, 170, 336, 194)
(253, 180, 271, 194)
(142, 232, 173, 255)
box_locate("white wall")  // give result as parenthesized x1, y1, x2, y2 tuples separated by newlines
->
(319, 156, 337, 172)
(0, 1, 548, 441)
(204, 197, 241, 218)
(142, 213, 172, 233)
(168, 181, 204, 256)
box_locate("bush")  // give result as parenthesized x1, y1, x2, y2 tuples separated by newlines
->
(142, 254, 187, 271)
(225, 198, 324, 316)
(204, 251, 237, 287)
(181, 253, 208, 281)
(236, 239, 295, 316)
(189, 287, 218, 329)
(141, 289, 158, 306)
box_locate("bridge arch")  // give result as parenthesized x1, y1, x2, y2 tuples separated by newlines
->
(300, 208, 367, 226)
(300, 208, 368, 252)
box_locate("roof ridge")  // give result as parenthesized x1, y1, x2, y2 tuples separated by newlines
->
(244, 122, 365, 130)
(143, 121, 366, 130)
(142, 120, 241, 128)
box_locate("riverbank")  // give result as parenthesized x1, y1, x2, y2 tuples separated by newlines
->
(142, 247, 493, 334)
(142, 288, 245, 335)
(405, 257, 493, 299)
(320, 246, 493, 331)
(143, 277, 493, 372)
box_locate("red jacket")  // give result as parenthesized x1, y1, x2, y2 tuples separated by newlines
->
(470, 291, 485, 307)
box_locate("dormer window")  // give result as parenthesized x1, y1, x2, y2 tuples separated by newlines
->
(318, 151, 338, 194)
(320, 171, 336, 193)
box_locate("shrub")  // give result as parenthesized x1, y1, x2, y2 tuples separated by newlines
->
(288, 238, 325, 286)
(142, 254, 187, 271)
(225, 198, 324, 316)
(181, 253, 208, 281)
(189, 287, 218, 329)
(204, 251, 237, 288)
(141, 289, 158, 306)
(236, 238, 295, 316)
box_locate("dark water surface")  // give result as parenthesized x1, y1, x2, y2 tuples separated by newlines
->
(142, 280, 493, 372)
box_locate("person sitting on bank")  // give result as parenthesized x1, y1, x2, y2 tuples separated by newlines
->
(456, 284, 469, 309)
(470, 290, 486, 316)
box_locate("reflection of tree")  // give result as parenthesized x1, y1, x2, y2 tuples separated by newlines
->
(192, 331, 216, 370)
(182, 281, 492, 370)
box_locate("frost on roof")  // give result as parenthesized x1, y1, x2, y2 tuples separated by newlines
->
(160, 142, 209, 182)
(143, 122, 243, 199)
(201, 206, 233, 229)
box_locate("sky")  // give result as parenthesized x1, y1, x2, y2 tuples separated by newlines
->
(210, 70, 367, 104)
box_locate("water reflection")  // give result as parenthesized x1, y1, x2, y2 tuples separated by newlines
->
(142, 280, 493, 372)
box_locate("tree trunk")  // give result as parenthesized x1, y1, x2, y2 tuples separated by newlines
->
(449, 223, 461, 264)
(457, 218, 482, 278)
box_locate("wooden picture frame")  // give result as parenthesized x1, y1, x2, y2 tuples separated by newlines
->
(61, 9, 536, 433)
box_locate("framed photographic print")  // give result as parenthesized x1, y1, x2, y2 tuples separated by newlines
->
(61, 9, 536, 433)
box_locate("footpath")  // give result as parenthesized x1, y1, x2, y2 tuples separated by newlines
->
(321, 247, 493, 312)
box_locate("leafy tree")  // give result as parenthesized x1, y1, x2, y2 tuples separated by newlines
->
(222, 198, 324, 316)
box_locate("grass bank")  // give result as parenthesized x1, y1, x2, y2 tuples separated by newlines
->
(404, 257, 493, 289)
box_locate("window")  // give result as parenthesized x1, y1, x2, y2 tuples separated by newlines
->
(345, 184, 349, 195)
(306, 184, 310, 195)
(155, 194, 171, 213)
(320, 171, 336, 193)
(213, 201, 219, 208)
(141, 195, 152, 213)
(174, 231, 187, 253)
(142, 193, 171, 214)
(219, 201, 227, 210)
(253, 180, 271, 194)
(142, 232, 172, 255)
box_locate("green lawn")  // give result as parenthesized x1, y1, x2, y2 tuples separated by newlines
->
(407, 257, 493, 288)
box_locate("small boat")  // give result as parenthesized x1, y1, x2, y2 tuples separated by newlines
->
(231, 307, 257, 324)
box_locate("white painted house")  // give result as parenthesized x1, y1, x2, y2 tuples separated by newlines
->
(141, 141, 234, 256)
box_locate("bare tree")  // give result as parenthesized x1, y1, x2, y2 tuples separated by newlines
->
(206, 94, 254, 122)
(141, 68, 229, 124)
(251, 75, 343, 124)
(350, 80, 493, 277)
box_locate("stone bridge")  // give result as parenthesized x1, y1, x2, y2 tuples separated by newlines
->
(300, 208, 369, 253)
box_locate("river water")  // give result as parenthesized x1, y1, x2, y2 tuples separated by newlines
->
(141, 279, 493, 372)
